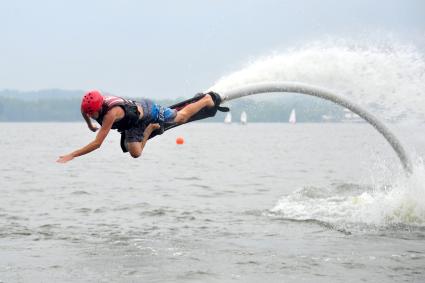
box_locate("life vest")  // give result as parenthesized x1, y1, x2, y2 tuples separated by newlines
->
(95, 96, 140, 131)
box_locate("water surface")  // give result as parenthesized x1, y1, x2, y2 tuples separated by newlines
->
(0, 122, 424, 282)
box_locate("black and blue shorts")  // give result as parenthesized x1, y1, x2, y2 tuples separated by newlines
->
(124, 100, 176, 143)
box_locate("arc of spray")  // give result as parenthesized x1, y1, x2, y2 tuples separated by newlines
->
(217, 82, 413, 174)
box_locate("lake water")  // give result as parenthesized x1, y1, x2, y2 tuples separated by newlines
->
(0, 122, 424, 282)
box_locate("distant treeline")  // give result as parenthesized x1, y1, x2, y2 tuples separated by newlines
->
(0, 89, 345, 122)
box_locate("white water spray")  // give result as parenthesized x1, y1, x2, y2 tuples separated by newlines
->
(208, 39, 425, 228)
(271, 160, 425, 227)
(211, 40, 425, 121)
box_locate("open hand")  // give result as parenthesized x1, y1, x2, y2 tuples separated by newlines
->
(56, 154, 74, 163)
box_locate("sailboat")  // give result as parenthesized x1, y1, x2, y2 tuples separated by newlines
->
(224, 112, 232, 124)
(341, 108, 363, 123)
(289, 109, 296, 124)
(240, 111, 247, 125)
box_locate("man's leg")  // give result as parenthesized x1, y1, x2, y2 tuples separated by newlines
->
(125, 126, 145, 158)
(174, 94, 214, 124)
(126, 123, 161, 158)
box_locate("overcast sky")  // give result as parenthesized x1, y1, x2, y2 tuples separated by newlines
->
(1, 0, 424, 98)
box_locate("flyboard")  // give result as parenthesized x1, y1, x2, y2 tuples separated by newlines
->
(151, 91, 230, 137)
(126, 82, 413, 174)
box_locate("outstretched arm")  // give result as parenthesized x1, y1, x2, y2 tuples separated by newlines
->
(57, 111, 116, 163)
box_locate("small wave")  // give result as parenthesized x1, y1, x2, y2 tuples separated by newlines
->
(74, 208, 92, 214)
(39, 224, 60, 229)
(270, 163, 425, 232)
(71, 190, 90, 195)
(0, 224, 33, 238)
(140, 208, 174, 217)
(268, 215, 352, 235)
(190, 183, 211, 189)
(178, 270, 219, 281)
(93, 207, 108, 213)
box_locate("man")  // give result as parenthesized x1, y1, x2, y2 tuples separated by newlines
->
(57, 90, 217, 163)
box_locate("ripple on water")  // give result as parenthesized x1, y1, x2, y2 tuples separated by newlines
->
(190, 183, 211, 189)
(93, 207, 108, 213)
(74, 208, 92, 214)
(178, 270, 219, 281)
(174, 176, 202, 181)
(140, 208, 174, 217)
(70, 190, 90, 195)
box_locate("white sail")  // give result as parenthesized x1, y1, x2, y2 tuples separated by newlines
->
(240, 111, 247, 125)
(289, 109, 296, 124)
(341, 108, 363, 123)
(224, 112, 232, 124)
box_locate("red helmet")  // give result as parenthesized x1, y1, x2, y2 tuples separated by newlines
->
(81, 90, 104, 114)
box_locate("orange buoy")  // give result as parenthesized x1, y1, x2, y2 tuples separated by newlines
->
(176, 137, 184, 145)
